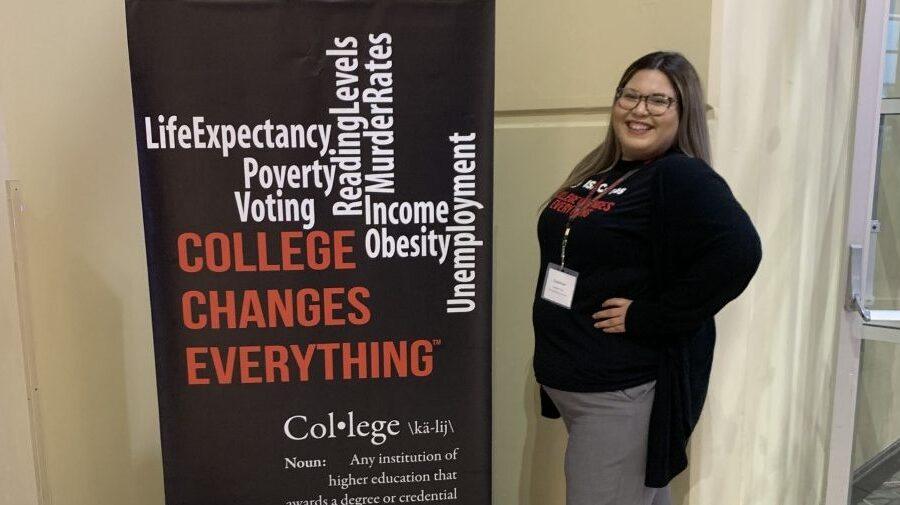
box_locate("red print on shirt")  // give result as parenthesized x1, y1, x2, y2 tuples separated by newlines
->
(548, 190, 616, 217)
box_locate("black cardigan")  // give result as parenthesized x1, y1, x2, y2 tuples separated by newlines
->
(538, 152, 762, 488)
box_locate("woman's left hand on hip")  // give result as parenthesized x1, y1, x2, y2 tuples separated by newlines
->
(592, 298, 632, 333)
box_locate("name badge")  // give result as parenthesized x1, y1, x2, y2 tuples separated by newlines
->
(541, 263, 578, 309)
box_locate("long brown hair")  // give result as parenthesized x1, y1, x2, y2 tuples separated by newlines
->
(542, 51, 710, 208)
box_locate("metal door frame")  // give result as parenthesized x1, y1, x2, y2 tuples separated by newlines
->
(824, 0, 894, 503)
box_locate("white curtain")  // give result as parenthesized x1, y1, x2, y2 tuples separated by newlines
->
(679, 0, 861, 503)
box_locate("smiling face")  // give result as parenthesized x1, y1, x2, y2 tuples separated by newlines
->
(612, 69, 680, 161)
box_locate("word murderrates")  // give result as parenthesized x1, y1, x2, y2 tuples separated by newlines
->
(177, 229, 435, 385)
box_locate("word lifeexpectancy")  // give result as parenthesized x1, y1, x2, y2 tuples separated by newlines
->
(143, 116, 332, 158)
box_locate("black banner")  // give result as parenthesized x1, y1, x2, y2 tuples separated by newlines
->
(124, 2, 493, 503)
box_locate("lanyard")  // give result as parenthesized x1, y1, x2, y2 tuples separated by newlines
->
(559, 167, 638, 269)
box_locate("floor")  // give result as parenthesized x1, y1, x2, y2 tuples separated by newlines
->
(856, 467, 900, 505)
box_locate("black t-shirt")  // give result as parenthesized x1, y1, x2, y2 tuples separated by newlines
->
(532, 155, 666, 392)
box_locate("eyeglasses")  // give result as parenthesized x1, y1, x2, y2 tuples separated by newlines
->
(614, 88, 677, 116)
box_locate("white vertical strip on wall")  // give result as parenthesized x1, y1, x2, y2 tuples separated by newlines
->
(0, 117, 42, 504)
(6, 181, 51, 505)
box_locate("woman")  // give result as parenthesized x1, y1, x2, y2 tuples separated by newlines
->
(532, 51, 762, 505)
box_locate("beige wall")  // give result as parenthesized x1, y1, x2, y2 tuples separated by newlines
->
(495, 0, 711, 111)
(0, 2, 164, 504)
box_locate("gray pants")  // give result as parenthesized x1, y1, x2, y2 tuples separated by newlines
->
(542, 381, 671, 505)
